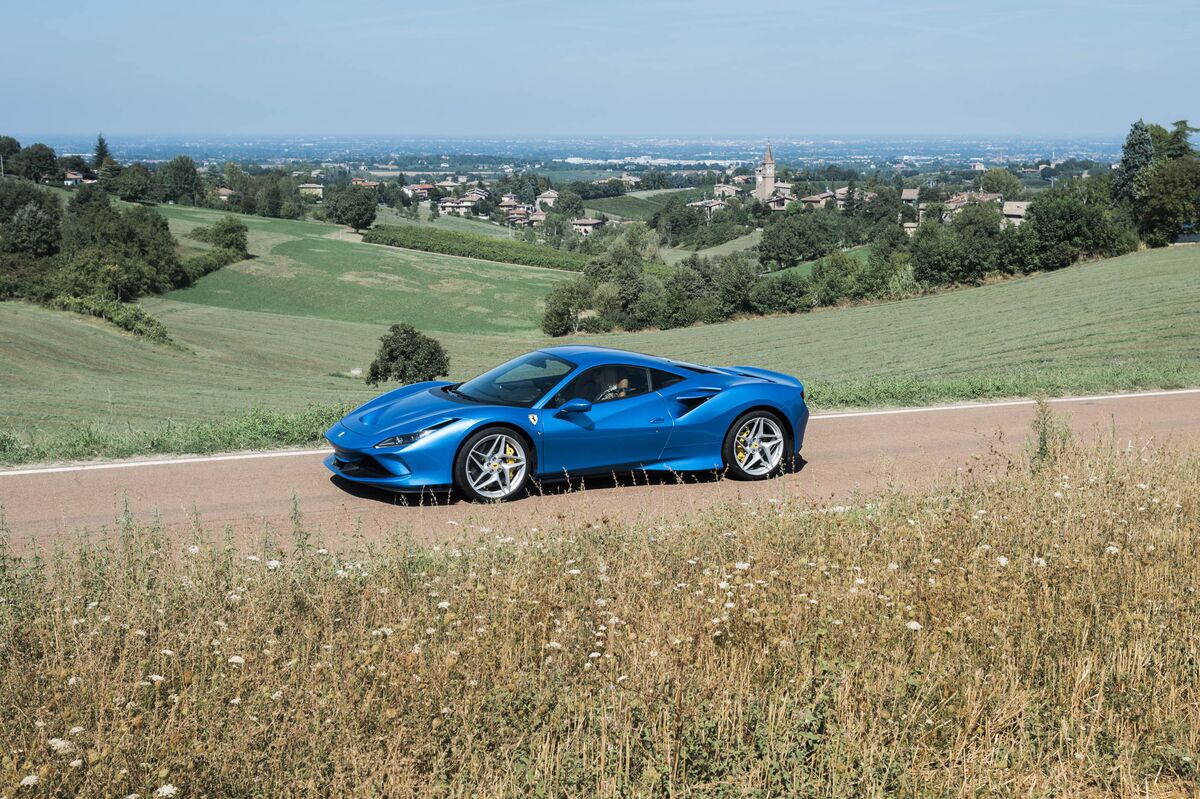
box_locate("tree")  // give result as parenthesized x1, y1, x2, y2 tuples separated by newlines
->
(92, 134, 111, 170)
(950, 201, 1004, 282)
(207, 216, 250, 256)
(556, 190, 584, 218)
(1, 201, 61, 257)
(1113, 120, 1155, 203)
(541, 277, 594, 336)
(115, 163, 154, 202)
(0, 136, 20, 165)
(759, 208, 841, 268)
(159, 155, 201, 204)
(1138, 157, 1200, 246)
(910, 221, 961, 286)
(12, 143, 59, 182)
(1165, 120, 1197, 161)
(366, 324, 450, 385)
(980, 168, 1022, 197)
(97, 159, 123, 191)
(326, 187, 378, 231)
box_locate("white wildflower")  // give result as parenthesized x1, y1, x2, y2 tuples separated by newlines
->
(245, 555, 260, 562)
(266, 559, 281, 570)
(734, 561, 751, 571)
(888, 562, 899, 571)
(160, 649, 174, 657)
(1033, 556, 1047, 568)
(21, 774, 39, 786)
(906, 620, 922, 631)
(155, 785, 178, 798)
(545, 641, 562, 650)
(227, 655, 245, 665)
(996, 556, 1009, 567)
(437, 601, 450, 610)
(1105, 545, 1121, 555)
(70, 758, 83, 768)
(229, 696, 241, 705)
(187, 545, 200, 555)
(148, 674, 165, 684)
(49, 737, 75, 753)
(69, 725, 84, 735)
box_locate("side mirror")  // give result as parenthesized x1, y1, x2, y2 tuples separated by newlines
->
(559, 397, 592, 414)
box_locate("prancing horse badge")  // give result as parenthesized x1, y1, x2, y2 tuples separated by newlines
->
(528, 414, 539, 425)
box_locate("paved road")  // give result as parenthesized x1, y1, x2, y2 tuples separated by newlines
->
(2, 390, 1197, 549)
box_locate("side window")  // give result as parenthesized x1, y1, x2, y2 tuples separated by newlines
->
(550, 365, 651, 407)
(649, 368, 685, 391)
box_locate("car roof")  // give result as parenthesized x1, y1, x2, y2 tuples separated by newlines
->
(538, 344, 705, 372)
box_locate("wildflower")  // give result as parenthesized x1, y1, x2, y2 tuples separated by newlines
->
(594, 598, 607, 607)
(545, 641, 562, 650)
(566, 568, 581, 576)
(70, 758, 83, 768)
(227, 655, 245, 665)
(229, 697, 241, 705)
(1105, 545, 1120, 555)
(854, 577, 866, 586)
(155, 785, 178, 797)
(588, 652, 601, 659)
(148, 674, 165, 684)
(371, 627, 393, 637)
(734, 561, 751, 571)
(1054, 491, 1063, 498)
(160, 649, 174, 657)
(317, 547, 329, 555)
(270, 690, 283, 701)
(246, 555, 260, 562)
(996, 556, 1009, 567)
(266, 559, 281, 570)
(1033, 556, 1048, 568)
(906, 620, 922, 631)
(21, 774, 39, 786)
(187, 545, 200, 554)
(49, 737, 75, 753)
(69, 725, 84, 735)
(437, 601, 450, 610)
(888, 562, 899, 571)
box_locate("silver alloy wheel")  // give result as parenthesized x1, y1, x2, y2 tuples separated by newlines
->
(464, 432, 527, 499)
(733, 415, 785, 476)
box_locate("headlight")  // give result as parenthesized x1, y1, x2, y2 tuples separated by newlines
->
(373, 420, 456, 449)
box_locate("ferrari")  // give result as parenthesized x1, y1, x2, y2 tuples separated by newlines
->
(325, 345, 808, 502)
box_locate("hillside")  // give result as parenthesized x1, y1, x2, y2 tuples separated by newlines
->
(157, 205, 567, 332)
(584, 188, 701, 220)
(1, 244, 1196, 439)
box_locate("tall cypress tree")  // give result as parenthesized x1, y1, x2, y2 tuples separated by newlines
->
(1113, 120, 1155, 203)
(92, 134, 111, 170)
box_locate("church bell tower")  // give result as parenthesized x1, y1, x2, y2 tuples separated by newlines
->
(754, 141, 775, 201)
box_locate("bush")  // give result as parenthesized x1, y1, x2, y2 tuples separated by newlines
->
(366, 323, 450, 386)
(179, 247, 241, 285)
(364, 225, 589, 271)
(49, 295, 172, 343)
(189, 215, 249, 256)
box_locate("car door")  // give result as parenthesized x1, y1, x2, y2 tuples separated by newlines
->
(540, 365, 672, 476)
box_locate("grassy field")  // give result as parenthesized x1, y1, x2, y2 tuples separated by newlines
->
(157, 205, 567, 332)
(661, 229, 763, 264)
(0, 243, 1196, 458)
(585, 189, 702, 221)
(374, 203, 515, 239)
(3, 427, 1198, 795)
(598, 246, 1200, 407)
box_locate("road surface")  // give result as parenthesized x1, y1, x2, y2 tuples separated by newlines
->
(2, 389, 1197, 550)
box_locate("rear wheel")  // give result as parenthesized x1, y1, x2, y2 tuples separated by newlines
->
(454, 427, 531, 502)
(722, 411, 788, 480)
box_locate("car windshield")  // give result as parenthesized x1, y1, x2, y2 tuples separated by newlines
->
(452, 352, 576, 407)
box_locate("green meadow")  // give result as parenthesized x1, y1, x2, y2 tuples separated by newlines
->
(1, 195, 1196, 461)
(157, 205, 566, 332)
(584, 188, 702, 220)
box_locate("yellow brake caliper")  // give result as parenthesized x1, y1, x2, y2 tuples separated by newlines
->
(504, 442, 517, 480)
(736, 428, 749, 464)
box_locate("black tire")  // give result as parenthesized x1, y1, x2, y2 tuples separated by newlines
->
(721, 410, 790, 481)
(453, 427, 534, 502)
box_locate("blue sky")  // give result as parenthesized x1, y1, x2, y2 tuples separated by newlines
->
(3, 0, 1195, 137)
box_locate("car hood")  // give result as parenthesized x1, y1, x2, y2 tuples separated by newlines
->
(339, 384, 464, 436)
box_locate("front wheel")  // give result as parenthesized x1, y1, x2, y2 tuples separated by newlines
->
(454, 427, 532, 502)
(722, 410, 789, 480)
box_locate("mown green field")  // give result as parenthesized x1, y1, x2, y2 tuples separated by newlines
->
(1, 244, 1196, 443)
(601, 246, 1200, 406)
(661, 229, 763, 264)
(374, 203, 515, 239)
(158, 205, 567, 332)
(585, 189, 701, 221)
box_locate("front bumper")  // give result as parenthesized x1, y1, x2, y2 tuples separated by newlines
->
(324, 423, 456, 491)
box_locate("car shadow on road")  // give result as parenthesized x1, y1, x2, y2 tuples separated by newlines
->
(329, 458, 808, 508)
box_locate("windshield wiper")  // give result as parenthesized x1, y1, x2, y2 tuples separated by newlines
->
(443, 384, 474, 401)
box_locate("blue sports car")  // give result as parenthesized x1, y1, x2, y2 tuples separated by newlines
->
(325, 345, 808, 502)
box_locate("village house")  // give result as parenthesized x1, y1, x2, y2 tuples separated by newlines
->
(464, 186, 490, 202)
(570, 218, 605, 236)
(901, 187, 920, 207)
(765, 193, 798, 212)
(298, 183, 324, 198)
(350, 177, 381, 189)
(687, 198, 728, 219)
(529, 209, 547, 227)
(800, 190, 834, 209)
(833, 185, 877, 210)
(438, 196, 478, 216)
(536, 189, 559, 208)
(435, 178, 459, 192)
(63, 171, 84, 187)
(405, 183, 435, 200)
(1002, 201, 1030, 228)
(712, 183, 738, 198)
(215, 187, 236, 202)
(731, 174, 752, 185)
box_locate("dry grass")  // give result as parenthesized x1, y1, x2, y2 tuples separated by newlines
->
(1, 424, 1198, 796)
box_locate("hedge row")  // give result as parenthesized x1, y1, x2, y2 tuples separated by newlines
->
(49, 295, 173, 344)
(363, 225, 588, 271)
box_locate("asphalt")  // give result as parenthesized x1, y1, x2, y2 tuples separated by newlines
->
(1, 389, 1197, 550)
